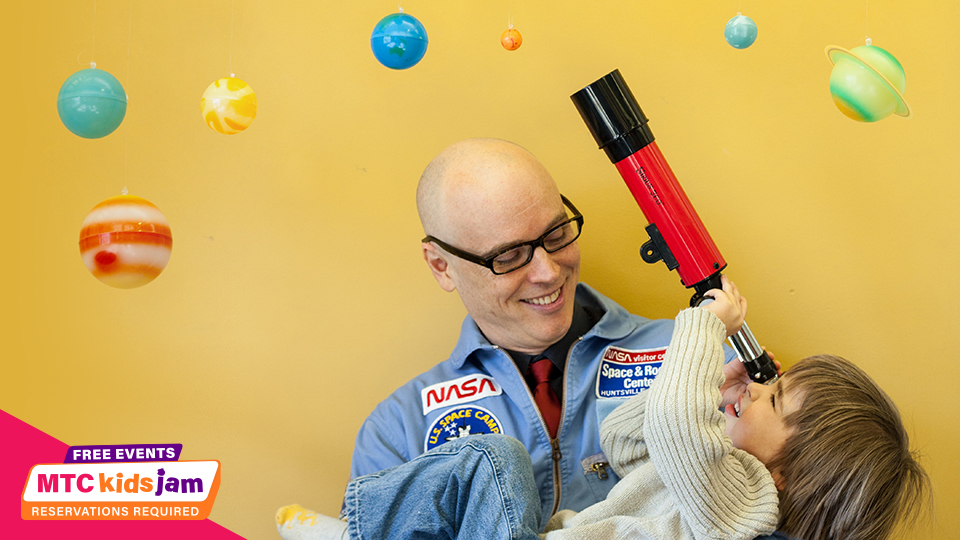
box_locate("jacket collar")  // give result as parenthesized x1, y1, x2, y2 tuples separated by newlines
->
(448, 283, 641, 370)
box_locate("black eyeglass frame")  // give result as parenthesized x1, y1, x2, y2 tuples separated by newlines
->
(422, 194, 584, 275)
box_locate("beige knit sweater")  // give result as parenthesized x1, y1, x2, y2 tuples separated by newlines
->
(542, 308, 780, 540)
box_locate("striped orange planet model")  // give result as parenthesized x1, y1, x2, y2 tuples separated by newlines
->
(79, 194, 173, 289)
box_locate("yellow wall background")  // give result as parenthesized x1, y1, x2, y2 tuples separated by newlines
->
(3, 1, 957, 538)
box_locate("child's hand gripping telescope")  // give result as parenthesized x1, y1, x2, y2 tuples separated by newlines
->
(571, 69, 778, 384)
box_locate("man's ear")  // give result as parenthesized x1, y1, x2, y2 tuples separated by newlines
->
(422, 242, 457, 292)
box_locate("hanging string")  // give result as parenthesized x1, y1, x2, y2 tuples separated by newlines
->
(864, 0, 871, 45)
(125, 1, 133, 84)
(78, 50, 92, 68)
(508, 0, 513, 29)
(90, 0, 97, 68)
(124, 0, 133, 184)
(229, 0, 236, 77)
(399, 4, 404, 13)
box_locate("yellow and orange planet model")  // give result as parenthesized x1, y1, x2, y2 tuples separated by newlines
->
(201, 77, 258, 134)
(79, 194, 173, 289)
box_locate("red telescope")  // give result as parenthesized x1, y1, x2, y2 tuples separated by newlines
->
(571, 69, 777, 384)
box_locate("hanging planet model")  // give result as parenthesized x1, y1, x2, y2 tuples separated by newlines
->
(825, 43, 910, 122)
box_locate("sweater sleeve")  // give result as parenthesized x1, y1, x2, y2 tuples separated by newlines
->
(599, 389, 650, 479)
(628, 308, 780, 540)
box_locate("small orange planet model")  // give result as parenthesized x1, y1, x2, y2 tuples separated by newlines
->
(501, 28, 522, 51)
(79, 193, 173, 289)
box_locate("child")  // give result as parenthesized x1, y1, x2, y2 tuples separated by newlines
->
(277, 277, 928, 540)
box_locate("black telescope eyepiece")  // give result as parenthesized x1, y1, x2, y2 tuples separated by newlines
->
(570, 69, 656, 163)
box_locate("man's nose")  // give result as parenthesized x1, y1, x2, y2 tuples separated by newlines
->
(526, 246, 561, 281)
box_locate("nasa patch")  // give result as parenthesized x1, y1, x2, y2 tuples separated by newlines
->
(420, 374, 502, 415)
(424, 405, 504, 452)
(596, 346, 666, 398)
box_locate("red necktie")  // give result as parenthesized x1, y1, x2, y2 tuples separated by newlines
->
(528, 357, 561, 438)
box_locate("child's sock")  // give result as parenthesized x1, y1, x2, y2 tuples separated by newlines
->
(275, 504, 349, 540)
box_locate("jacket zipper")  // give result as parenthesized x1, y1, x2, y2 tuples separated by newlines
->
(550, 437, 562, 515)
(590, 461, 610, 480)
(495, 336, 581, 519)
(548, 337, 581, 516)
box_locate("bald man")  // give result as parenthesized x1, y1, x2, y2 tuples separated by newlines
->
(348, 139, 737, 527)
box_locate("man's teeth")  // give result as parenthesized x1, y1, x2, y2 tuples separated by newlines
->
(734, 402, 741, 417)
(526, 290, 560, 305)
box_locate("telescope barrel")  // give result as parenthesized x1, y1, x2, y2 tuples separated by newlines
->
(571, 69, 778, 384)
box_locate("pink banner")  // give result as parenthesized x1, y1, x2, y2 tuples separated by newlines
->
(1, 409, 246, 539)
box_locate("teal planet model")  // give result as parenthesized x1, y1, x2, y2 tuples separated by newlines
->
(724, 14, 758, 49)
(57, 67, 127, 139)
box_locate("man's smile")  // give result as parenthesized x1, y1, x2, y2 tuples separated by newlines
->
(522, 288, 561, 306)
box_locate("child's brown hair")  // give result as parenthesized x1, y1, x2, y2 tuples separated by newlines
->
(770, 355, 929, 540)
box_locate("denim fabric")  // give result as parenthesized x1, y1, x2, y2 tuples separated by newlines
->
(343, 435, 542, 540)
(352, 284, 739, 522)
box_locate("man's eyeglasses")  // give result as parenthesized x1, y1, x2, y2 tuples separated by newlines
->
(422, 195, 584, 275)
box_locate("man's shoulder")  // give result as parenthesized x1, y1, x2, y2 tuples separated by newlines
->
(368, 356, 489, 417)
(380, 360, 463, 398)
(576, 282, 674, 337)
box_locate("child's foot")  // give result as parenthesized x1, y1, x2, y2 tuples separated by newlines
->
(275, 504, 348, 540)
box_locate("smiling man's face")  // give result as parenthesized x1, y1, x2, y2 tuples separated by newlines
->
(419, 139, 581, 354)
(443, 197, 581, 355)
